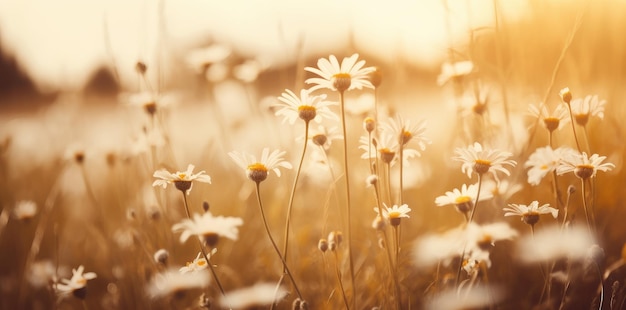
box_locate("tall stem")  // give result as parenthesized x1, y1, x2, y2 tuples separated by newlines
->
(338, 90, 356, 307)
(333, 251, 351, 310)
(254, 183, 303, 300)
(456, 174, 484, 285)
(580, 179, 595, 234)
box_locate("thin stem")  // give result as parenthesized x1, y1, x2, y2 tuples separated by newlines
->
(333, 251, 350, 310)
(580, 179, 595, 234)
(254, 182, 303, 300)
(566, 104, 583, 153)
(338, 90, 356, 307)
(456, 173, 484, 286)
(398, 141, 404, 205)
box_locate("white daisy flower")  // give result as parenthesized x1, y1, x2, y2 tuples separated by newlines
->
(556, 151, 615, 180)
(516, 225, 595, 263)
(528, 103, 570, 132)
(172, 212, 243, 248)
(228, 148, 293, 183)
(146, 268, 210, 299)
(570, 94, 606, 126)
(13, 200, 37, 221)
(436, 60, 475, 86)
(274, 89, 338, 124)
(380, 115, 430, 151)
(179, 250, 216, 274)
(465, 222, 518, 254)
(435, 183, 493, 216)
(152, 164, 212, 194)
(53, 265, 97, 300)
(374, 203, 411, 226)
(482, 179, 523, 202)
(453, 142, 517, 181)
(220, 283, 287, 309)
(504, 201, 558, 226)
(305, 53, 375, 93)
(524, 146, 573, 186)
(304, 125, 343, 150)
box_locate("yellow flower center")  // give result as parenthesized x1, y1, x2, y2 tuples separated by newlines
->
(388, 211, 401, 219)
(177, 173, 187, 179)
(247, 163, 268, 172)
(455, 196, 472, 204)
(540, 164, 548, 170)
(333, 73, 351, 79)
(401, 130, 412, 145)
(77, 278, 87, 285)
(197, 260, 207, 267)
(474, 159, 492, 175)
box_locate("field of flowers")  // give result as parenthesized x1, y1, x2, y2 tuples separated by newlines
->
(1, 1, 626, 309)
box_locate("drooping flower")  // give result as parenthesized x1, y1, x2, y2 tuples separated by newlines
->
(435, 183, 493, 217)
(556, 151, 615, 180)
(504, 201, 558, 226)
(172, 212, 243, 248)
(528, 103, 570, 132)
(152, 164, 212, 194)
(179, 250, 216, 274)
(453, 142, 517, 181)
(53, 265, 97, 300)
(374, 203, 411, 226)
(305, 53, 375, 93)
(524, 146, 574, 186)
(146, 268, 210, 299)
(274, 89, 338, 124)
(228, 148, 292, 183)
(220, 283, 288, 309)
(569, 94, 606, 126)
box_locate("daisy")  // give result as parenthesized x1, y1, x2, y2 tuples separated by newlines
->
(435, 183, 493, 216)
(453, 142, 517, 181)
(179, 250, 216, 274)
(436, 60, 475, 86)
(305, 53, 375, 93)
(482, 179, 523, 202)
(13, 200, 37, 221)
(305, 125, 343, 150)
(524, 146, 574, 186)
(374, 203, 411, 226)
(274, 89, 338, 124)
(359, 131, 397, 164)
(146, 268, 210, 299)
(53, 265, 97, 300)
(465, 222, 518, 254)
(556, 151, 615, 180)
(559, 87, 572, 104)
(569, 94, 606, 126)
(228, 148, 292, 183)
(380, 115, 430, 152)
(504, 201, 558, 226)
(152, 164, 212, 194)
(220, 283, 287, 309)
(172, 212, 243, 247)
(516, 225, 595, 263)
(528, 103, 570, 132)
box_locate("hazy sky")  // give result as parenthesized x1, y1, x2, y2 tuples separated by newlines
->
(0, 0, 526, 91)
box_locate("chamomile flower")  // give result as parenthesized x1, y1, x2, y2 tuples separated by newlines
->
(528, 103, 570, 132)
(228, 148, 292, 183)
(569, 94, 606, 126)
(172, 212, 243, 248)
(274, 89, 338, 124)
(556, 151, 615, 180)
(380, 115, 430, 151)
(436, 60, 475, 86)
(220, 283, 287, 309)
(305, 125, 343, 150)
(524, 146, 573, 186)
(359, 131, 397, 164)
(152, 164, 212, 194)
(147, 268, 210, 299)
(435, 183, 493, 216)
(53, 265, 97, 300)
(179, 250, 216, 274)
(504, 201, 558, 226)
(305, 53, 375, 93)
(374, 203, 411, 226)
(453, 142, 516, 181)
(465, 222, 518, 253)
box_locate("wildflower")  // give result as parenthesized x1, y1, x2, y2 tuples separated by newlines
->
(328, 230, 343, 251)
(524, 146, 574, 186)
(318, 239, 329, 253)
(152, 164, 212, 194)
(504, 201, 558, 226)
(13, 200, 37, 221)
(363, 117, 376, 133)
(305, 53, 375, 93)
(374, 203, 411, 226)
(380, 115, 430, 151)
(556, 151, 615, 180)
(435, 183, 493, 216)
(559, 87, 572, 104)
(54, 265, 97, 300)
(516, 225, 595, 263)
(172, 212, 243, 248)
(228, 148, 292, 183)
(220, 283, 287, 309)
(147, 268, 210, 299)
(528, 103, 570, 132)
(569, 94, 606, 126)
(465, 222, 518, 253)
(274, 89, 338, 124)
(453, 142, 516, 181)
(179, 250, 216, 274)
(436, 60, 475, 86)
(299, 125, 343, 150)
(483, 179, 523, 202)
(359, 132, 397, 164)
